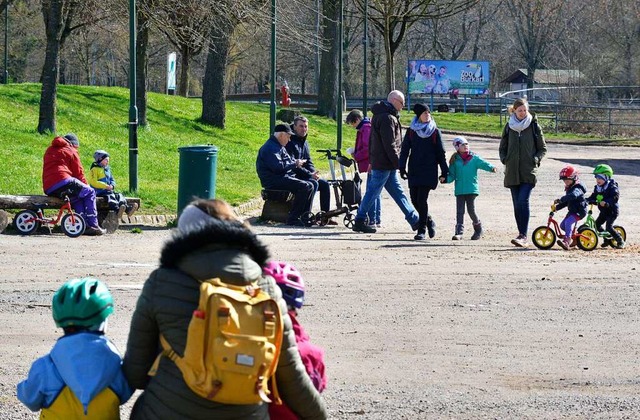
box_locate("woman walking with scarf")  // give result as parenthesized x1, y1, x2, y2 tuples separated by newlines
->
(399, 103, 449, 240)
(499, 98, 547, 247)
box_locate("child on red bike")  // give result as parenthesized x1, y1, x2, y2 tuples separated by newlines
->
(586, 164, 624, 249)
(263, 261, 326, 420)
(554, 165, 587, 250)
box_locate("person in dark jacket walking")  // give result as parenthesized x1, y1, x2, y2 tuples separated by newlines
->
(352, 90, 419, 235)
(256, 124, 315, 226)
(499, 98, 547, 248)
(286, 116, 333, 222)
(123, 199, 328, 420)
(399, 103, 448, 240)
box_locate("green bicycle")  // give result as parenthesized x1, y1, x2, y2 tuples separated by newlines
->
(578, 204, 626, 248)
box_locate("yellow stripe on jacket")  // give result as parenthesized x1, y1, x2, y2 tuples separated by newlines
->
(40, 386, 120, 419)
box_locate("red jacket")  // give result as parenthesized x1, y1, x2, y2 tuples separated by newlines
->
(269, 310, 326, 420)
(42, 137, 88, 192)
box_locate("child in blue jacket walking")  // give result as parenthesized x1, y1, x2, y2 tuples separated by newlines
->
(17, 278, 132, 418)
(445, 137, 496, 240)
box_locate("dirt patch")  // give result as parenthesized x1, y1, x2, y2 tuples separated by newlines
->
(1, 137, 639, 418)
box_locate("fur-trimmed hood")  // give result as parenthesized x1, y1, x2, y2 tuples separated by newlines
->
(159, 219, 270, 284)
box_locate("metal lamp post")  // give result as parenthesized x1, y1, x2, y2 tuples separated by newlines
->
(336, 0, 343, 151)
(3, 0, 8, 84)
(269, 0, 276, 133)
(128, 0, 138, 192)
(362, 0, 367, 115)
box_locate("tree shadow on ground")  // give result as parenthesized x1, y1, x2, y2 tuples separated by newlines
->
(555, 158, 640, 177)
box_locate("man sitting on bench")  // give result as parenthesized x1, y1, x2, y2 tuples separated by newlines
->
(256, 124, 315, 227)
(42, 133, 105, 236)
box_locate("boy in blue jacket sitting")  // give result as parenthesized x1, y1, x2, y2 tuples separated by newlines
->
(17, 278, 132, 418)
(89, 150, 138, 220)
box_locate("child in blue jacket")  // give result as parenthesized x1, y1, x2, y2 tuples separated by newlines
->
(445, 137, 496, 240)
(89, 150, 138, 219)
(554, 165, 588, 250)
(586, 164, 624, 249)
(17, 278, 132, 418)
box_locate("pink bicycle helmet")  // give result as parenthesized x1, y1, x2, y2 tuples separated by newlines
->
(263, 261, 305, 309)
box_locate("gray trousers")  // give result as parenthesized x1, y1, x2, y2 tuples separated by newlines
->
(456, 194, 480, 225)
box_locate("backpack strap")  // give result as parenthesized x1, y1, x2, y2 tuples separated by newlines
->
(147, 334, 182, 377)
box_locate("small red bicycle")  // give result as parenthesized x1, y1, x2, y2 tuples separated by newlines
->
(12, 196, 86, 238)
(531, 203, 597, 251)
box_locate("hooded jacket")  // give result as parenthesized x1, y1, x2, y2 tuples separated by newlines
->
(42, 136, 88, 193)
(369, 101, 403, 170)
(352, 118, 372, 173)
(123, 220, 327, 420)
(89, 162, 116, 196)
(446, 153, 495, 196)
(256, 136, 298, 188)
(586, 178, 620, 216)
(555, 182, 588, 218)
(498, 117, 547, 187)
(17, 332, 132, 417)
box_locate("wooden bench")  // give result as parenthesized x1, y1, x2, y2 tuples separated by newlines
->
(0, 194, 141, 234)
(260, 189, 293, 223)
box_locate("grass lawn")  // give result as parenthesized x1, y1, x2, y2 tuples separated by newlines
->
(1, 84, 635, 215)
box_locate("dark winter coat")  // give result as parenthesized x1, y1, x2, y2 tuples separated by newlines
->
(286, 132, 317, 178)
(498, 117, 547, 187)
(399, 128, 448, 189)
(256, 136, 298, 188)
(369, 101, 403, 170)
(555, 182, 588, 218)
(123, 220, 327, 420)
(587, 178, 620, 216)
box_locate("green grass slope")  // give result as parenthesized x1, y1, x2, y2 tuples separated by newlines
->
(0, 84, 343, 214)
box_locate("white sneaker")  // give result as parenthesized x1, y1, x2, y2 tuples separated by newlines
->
(511, 234, 529, 248)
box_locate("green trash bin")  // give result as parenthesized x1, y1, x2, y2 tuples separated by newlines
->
(177, 145, 218, 215)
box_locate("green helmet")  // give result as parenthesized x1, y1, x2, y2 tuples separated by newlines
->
(52, 278, 114, 328)
(593, 164, 613, 177)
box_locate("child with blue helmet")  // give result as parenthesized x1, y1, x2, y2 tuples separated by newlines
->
(586, 164, 625, 249)
(17, 278, 132, 418)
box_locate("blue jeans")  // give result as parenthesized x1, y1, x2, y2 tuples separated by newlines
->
(356, 169, 418, 227)
(509, 183, 534, 236)
(365, 175, 381, 224)
(308, 178, 331, 212)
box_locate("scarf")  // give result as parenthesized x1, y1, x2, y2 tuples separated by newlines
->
(595, 177, 610, 193)
(508, 112, 533, 133)
(410, 116, 437, 138)
(458, 151, 473, 165)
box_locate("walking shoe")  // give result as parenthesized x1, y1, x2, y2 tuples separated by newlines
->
(452, 223, 464, 240)
(427, 217, 436, 238)
(471, 222, 483, 240)
(613, 240, 625, 249)
(84, 226, 106, 236)
(353, 219, 376, 233)
(511, 234, 528, 248)
(557, 240, 570, 250)
(125, 202, 139, 217)
(414, 232, 426, 240)
(601, 239, 611, 248)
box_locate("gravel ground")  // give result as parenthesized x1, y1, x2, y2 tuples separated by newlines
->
(1, 136, 639, 419)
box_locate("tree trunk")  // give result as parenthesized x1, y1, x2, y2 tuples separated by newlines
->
(38, 0, 66, 134)
(178, 47, 190, 96)
(317, 0, 339, 118)
(201, 18, 232, 128)
(383, 20, 394, 92)
(136, 8, 150, 127)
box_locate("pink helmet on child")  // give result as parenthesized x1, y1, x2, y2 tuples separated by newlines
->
(263, 261, 305, 309)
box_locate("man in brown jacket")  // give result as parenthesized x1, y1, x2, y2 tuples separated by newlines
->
(352, 90, 420, 235)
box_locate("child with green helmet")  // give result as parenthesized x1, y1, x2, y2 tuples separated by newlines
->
(586, 164, 625, 249)
(17, 278, 132, 418)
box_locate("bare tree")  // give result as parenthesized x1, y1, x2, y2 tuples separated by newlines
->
(353, 0, 477, 91)
(505, 0, 569, 88)
(317, 0, 339, 118)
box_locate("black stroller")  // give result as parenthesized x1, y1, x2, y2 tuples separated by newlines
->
(300, 149, 362, 227)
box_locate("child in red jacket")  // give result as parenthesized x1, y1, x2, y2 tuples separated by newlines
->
(264, 261, 326, 419)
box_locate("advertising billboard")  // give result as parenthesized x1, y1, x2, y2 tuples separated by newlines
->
(408, 60, 490, 96)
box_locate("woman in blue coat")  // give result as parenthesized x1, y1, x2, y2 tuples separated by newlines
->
(399, 103, 449, 240)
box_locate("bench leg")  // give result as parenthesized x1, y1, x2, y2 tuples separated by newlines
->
(0, 210, 8, 233)
(261, 200, 292, 223)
